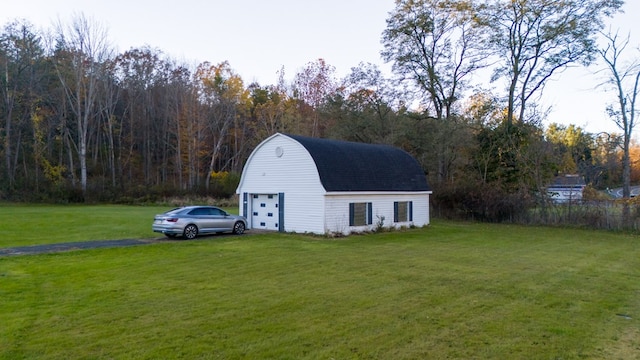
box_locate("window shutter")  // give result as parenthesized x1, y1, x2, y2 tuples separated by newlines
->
(393, 202, 399, 223)
(349, 203, 355, 226)
(242, 193, 248, 218)
(367, 202, 373, 225)
(278, 193, 285, 232)
(409, 201, 413, 221)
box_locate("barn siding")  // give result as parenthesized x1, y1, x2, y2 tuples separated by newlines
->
(237, 135, 326, 233)
(324, 192, 430, 235)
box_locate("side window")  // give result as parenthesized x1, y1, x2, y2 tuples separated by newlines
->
(189, 208, 207, 216)
(394, 201, 413, 222)
(349, 202, 372, 226)
(210, 208, 224, 216)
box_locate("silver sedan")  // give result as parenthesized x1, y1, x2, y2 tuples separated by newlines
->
(152, 206, 247, 239)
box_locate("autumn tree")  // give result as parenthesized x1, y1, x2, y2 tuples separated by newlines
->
(292, 58, 337, 137)
(0, 20, 46, 193)
(598, 30, 639, 201)
(629, 142, 640, 184)
(589, 132, 622, 188)
(163, 64, 194, 188)
(462, 91, 503, 182)
(326, 62, 404, 145)
(545, 123, 594, 176)
(247, 68, 294, 140)
(113, 47, 173, 187)
(195, 61, 249, 190)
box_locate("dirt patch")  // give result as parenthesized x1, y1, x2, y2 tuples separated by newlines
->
(605, 324, 640, 359)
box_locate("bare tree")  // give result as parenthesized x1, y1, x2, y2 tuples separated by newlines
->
(598, 30, 640, 202)
(52, 13, 113, 196)
(482, 0, 623, 125)
(99, 58, 120, 188)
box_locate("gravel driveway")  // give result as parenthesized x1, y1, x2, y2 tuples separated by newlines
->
(0, 230, 265, 257)
(0, 238, 167, 257)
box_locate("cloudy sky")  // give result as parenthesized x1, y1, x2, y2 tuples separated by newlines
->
(3, 0, 639, 134)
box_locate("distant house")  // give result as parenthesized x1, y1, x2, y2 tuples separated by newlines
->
(547, 174, 586, 203)
(236, 133, 432, 235)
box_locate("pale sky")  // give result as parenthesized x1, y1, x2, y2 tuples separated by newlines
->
(2, 0, 639, 135)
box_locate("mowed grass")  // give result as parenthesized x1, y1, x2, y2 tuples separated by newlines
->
(0, 204, 237, 247)
(1, 208, 639, 359)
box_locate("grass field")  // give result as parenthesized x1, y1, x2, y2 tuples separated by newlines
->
(0, 204, 235, 247)
(1, 205, 639, 359)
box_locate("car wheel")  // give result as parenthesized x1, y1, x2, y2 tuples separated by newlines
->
(183, 224, 198, 239)
(233, 221, 246, 235)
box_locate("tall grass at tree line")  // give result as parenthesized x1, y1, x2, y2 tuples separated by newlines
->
(0, 207, 639, 359)
(433, 181, 640, 231)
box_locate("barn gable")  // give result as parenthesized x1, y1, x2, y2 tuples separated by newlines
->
(285, 134, 430, 192)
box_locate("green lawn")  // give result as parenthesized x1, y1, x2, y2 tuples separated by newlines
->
(0, 204, 237, 247)
(0, 208, 639, 359)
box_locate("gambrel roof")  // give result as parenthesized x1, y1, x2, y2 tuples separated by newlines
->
(285, 134, 430, 192)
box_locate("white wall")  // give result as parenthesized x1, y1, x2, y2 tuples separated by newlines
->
(237, 134, 326, 234)
(324, 192, 430, 235)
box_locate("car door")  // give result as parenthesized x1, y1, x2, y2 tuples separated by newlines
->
(208, 207, 234, 231)
(187, 207, 213, 231)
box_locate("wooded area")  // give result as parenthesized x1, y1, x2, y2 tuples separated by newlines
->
(2, 0, 639, 226)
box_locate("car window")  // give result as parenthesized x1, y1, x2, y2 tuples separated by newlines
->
(209, 207, 224, 216)
(188, 208, 208, 216)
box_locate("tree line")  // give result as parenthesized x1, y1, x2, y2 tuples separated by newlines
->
(2, 0, 639, 225)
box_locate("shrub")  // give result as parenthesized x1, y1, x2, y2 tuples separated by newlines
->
(432, 181, 533, 222)
(209, 171, 241, 198)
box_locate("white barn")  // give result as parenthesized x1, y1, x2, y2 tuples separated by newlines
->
(547, 174, 586, 203)
(236, 133, 432, 235)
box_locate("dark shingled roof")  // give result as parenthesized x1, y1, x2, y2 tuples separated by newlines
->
(286, 134, 430, 192)
(548, 174, 586, 189)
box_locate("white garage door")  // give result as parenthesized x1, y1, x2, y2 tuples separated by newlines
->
(251, 194, 279, 230)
